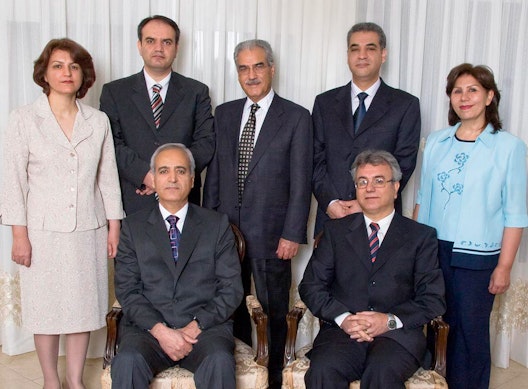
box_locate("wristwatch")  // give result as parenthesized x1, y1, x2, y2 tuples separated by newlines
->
(193, 316, 203, 330)
(387, 313, 397, 330)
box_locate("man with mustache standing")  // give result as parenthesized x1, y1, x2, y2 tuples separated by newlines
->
(312, 22, 421, 234)
(203, 39, 313, 389)
(101, 15, 214, 215)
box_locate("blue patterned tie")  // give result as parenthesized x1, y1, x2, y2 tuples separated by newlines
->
(166, 215, 180, 262)
(354, 92, 368, 133)
(369, 222, 380, 263)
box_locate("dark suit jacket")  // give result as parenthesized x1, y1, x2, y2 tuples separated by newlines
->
(203, 94, 313, 259)
(100, 71, 214, 214)
(299, 212, 445, 362)
(115, 203, 243, 331)
(312, 80, 421, 232)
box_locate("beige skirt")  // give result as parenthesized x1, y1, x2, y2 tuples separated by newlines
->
(20, 226, 108, 334)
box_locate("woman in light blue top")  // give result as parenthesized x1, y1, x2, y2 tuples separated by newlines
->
(414, 63, 528, 389)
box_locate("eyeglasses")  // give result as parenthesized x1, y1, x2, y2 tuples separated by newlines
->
(355, 177, 395, 189)
(237, 63, 269, 75)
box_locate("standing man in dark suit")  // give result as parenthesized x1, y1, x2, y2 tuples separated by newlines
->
(312, 22, 421, 234)
(203, 39, 313, 389)
(111, 143, 243, 389)
(300, 150, 445, 388)
(100, 15, 214, 215)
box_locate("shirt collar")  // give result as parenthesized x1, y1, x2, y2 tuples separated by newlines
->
(144, 69, 171, 92)
(244, 89, 275, 112)
(364, 210, 395, 238)
(439, 122, 496, 148)
(351, 78, 381, 97)
(159, 202, 189, 231)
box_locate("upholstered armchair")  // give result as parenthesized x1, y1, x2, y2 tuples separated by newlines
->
(101, 224, 270, 389)
(282, 300, 449, 389)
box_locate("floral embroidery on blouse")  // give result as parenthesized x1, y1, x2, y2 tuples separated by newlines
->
(436, 152, 469, 208)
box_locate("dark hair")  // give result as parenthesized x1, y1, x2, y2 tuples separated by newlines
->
(446, 63, 502, 132)
(33, 38, 95, 98)
(233, 39, 274, 67)
(137, 15, 180, 44)
(347, 22, 387, 49)
(350, 149, 402, 182)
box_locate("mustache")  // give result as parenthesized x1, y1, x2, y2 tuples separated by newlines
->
(245, 79, 260, 86)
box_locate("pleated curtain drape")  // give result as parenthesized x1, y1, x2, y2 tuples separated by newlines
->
(1, 0, 527, 366)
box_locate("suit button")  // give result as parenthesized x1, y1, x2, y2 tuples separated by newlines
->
(154, 142, 160, 146)
(368, 306, 375, 311)
(371, 281, 376, 286)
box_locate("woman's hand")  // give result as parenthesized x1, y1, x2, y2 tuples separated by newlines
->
(489, 265, 511, 295)
(107, 220, 121, 259)
(12, 226, 32, 267)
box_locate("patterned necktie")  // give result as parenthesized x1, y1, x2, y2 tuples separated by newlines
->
(151, 84, 163, 128)
(354, 92, 368, 133)
(369, 222, 380, 263)
(166, 215, 181, 262)
(237, 103, 260, 204)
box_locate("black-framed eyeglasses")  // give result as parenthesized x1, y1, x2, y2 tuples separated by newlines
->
(355, 177, 395, 189)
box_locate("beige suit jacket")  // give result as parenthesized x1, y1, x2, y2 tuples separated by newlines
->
(0, 94, 123, 231)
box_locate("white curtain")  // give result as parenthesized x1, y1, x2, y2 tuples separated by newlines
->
(1, 0, 527, 367)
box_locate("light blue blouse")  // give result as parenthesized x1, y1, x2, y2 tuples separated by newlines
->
(417, 123, 528, 268)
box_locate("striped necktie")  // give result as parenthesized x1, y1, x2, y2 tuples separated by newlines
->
(151, 84, 163, 128)
(369, 222, 380, 262)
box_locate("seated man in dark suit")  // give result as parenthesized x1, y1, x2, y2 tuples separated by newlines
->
(299, 150, 445, 389)
(111, 143, 243, 389)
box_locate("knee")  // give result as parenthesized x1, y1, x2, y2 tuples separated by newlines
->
(111, 349, 152, 383)
(203, 349, 235, 371)
(362, 359, 410, 386)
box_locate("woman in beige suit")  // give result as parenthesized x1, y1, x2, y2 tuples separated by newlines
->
(0, 38, 123, 389)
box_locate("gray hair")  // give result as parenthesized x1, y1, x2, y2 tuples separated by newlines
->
(233, 39, 274, 66)
(350, 149, 402, 182)
(347, 22, 387, 49)
(150, 143, 196, 176)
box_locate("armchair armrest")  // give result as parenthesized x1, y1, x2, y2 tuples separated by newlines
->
(103, 297, 270, 369)
(427, 316, 449, 377)
(246, 295, 269, 367)
(103, 302, 123, 369)
(284, 300, 307, 367)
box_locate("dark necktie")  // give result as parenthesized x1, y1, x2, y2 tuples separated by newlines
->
(354, 92, 368, 133)
(238, 103, 260, 204)
(166, 215, 181, 262)
(151, 84, 163, 128)
(369, 222, 380, 263)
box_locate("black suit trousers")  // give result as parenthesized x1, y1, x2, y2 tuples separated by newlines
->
(305, 325, 419, 389)
(233, 257, 291, 387)
(111, 321, 235, 389)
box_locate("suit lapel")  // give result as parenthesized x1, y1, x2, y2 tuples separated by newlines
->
(159, 72, 181, 129)
(145, 206, 179, 279)
(335, 83, 355, 138)
(34, 95, 75, 150)
(131, 72, 158, 134)
(247, 95, 283, 175)
(69, 102, 94, 148)
(356, 80, 391, 136)
(371, 213, 406, 273)
(173, 205, 202, 283)
(228, 100, 246, 167)
(345, 215, 372, 271)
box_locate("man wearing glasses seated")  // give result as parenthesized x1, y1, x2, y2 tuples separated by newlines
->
(299, 149, 445, 389)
